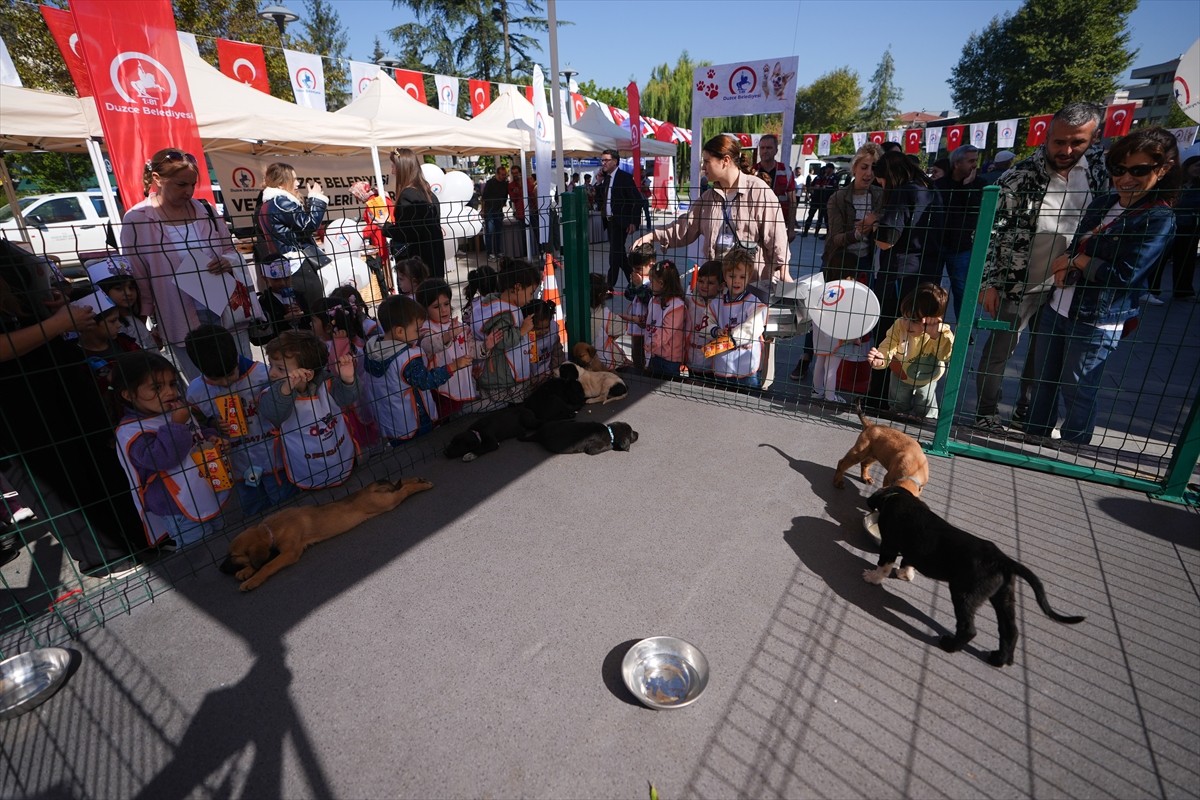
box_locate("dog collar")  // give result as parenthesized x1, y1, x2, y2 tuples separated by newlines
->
(896, 474, 925, 491)
(471, 429, 482, 443)
(606, 425, 614, 446)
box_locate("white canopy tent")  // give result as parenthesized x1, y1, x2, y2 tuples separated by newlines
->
(467, 91, 611, 156)
(335, 76, 523, 155)
(571, 104, 676, 158)
(0, 83, 100, 153)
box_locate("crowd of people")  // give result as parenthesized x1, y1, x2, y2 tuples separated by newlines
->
(1, 101, 1197, 579)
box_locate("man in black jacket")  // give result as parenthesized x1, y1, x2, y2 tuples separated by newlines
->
(480, 166, 509, 260)
(933, 144, 987, 320)
(596, 149, 643, 289)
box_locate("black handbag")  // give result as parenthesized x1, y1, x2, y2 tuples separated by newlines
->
(298, 240, 332, 270)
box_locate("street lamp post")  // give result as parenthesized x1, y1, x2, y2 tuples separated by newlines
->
(376, 55, 402, 79)
(257, 3, 299, 36)
(560, 65, 578, 124)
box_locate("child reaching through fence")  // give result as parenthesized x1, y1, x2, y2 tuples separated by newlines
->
(644, 260, 687, 378)
(471, 258, 541, 404)
(867, 282, 954, 419)
(416, 278, 477, 418)
(111, 351, 231, 549)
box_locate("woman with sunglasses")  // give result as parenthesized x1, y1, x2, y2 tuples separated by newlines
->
(1025, 127, 1179, 445)
(121, 148, 251, 380)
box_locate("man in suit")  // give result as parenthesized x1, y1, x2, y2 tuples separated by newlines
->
(597, 149, 643, 290)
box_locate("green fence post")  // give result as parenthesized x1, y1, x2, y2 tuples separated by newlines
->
(560, 188, 592, 348)
(929, 185, 1001, 457)
(1152, 387, 1200, 506)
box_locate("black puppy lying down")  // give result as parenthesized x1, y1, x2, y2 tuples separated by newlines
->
(523, 376, 585, 422)
(444, 405, 540, 461)
(863, 485, 1085, 667)
(519, 420, 638, 454)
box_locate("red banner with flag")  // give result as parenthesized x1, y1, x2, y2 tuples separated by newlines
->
(524, 85, 534, 103)
(1103, 103, 1136, 138)
(628, 82, 642, 185)
(1026, 114, 1053, 147)
(904, 128, 922, 155)
(69, 0, 212, 206)
(216, 38, 269, 94)
(570, 93, 588, 122)
(41, 6, 93, 97)
(868, 131, 886, 145)
(944, 125, 966, 151)
(468, 79, 490, 115)
(394, 69, 427, 103)
(800, 134, 816, 156)
(609, 106, 629, 127)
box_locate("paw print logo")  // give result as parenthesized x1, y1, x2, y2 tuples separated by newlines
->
(707, 69, 716, 79)
(705, 83, 719, 99)
(695, 80, 706, 92)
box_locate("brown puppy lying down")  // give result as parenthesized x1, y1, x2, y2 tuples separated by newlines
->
(221, 478, 432, 591)
(571, 342, 611, 372)
(833, 405, 930, 497)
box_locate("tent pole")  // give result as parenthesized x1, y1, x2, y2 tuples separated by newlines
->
(370, 146, 386, 196)
(85, 139, 121, 225)
(520, 148, 533, 257)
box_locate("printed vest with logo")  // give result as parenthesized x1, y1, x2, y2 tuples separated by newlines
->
(185, 361, 276, 478)
(276, 378, 357, 489)
(423, 318, 476, 401)
(369, 344, 438, 441)
(712, 294, 765, 377)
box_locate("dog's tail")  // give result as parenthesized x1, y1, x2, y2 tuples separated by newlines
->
(854, 400, 873, 430)
(1011, 561, 1086, 624)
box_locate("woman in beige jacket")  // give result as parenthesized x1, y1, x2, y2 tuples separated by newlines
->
(633, 134, 791, 289)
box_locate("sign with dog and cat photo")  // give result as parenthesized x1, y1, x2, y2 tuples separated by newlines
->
(688, 56, 799, 200)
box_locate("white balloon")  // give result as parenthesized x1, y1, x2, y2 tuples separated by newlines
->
(420, 163, 447, 195)
(441, 170, 475, 203)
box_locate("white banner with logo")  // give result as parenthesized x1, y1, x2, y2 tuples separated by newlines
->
(349, 60, 380, 100)
(0, 36, 20, 87)
(531, 65, 552, 244)
(1170, 126, 1199, 148)
(817, 133, 831, 156)
(435, 74, 459, 116)
(996, 119, 1018, 148)
(851, 131, 867, 150)
(969, 122, 990, 149)
(887, 129, 903, 143)
(688, 56, 798, 198)
(283, 48, 326, 110)
(925, 127, 942, 154)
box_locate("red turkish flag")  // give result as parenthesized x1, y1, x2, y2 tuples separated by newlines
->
(656, 121, 675, 143)
(468, 79, 491, 115)
(570, 93, 587, 122)
(869, 131, 885, 144)
(801, 134, 816, 155)
(70, 0, 212, 206)
(628, 82, 642, 185)
(1026, 114, 1053, 147)
(830, 132, 845, 143)
(1103, 103, 1136, 138)
(394, 69, 427, 103)
(524, 85, 534, 103)
(904, 128, 922, 154)
(944, 125, 966, 151)
(610, 106, 629, 127)
(41, 6, 93, 97)
(216, 39, 269, 94)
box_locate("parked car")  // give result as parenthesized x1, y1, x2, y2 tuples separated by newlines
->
(0, 191, 120, 271)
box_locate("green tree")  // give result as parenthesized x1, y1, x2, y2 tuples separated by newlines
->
(641, 52, 709, 176)
(795, 67, 862, 132)
(947, 14, 1021, 121)
(0, 0, 72, 93)
(173, 0, 295, 100)
(575, 79, 626, 109)
(948, 0, 1137, 119)
(860, 47, 902, 129)
(290, 0, 351, 110)
(370, 36, 385, 65)
(494, 0, 559, 80)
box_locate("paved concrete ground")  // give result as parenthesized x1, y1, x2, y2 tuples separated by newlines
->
(2, 381, 1197, 799)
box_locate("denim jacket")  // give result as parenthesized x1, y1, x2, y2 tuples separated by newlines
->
(1065, 192, 1176, 325)
(259, 187, 327, 255)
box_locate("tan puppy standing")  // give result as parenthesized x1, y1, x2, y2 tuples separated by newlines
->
(222, 477, 432, 591)
(833, 406, 929, 497)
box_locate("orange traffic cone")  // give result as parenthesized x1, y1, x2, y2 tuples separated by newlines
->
(689, 263, 699, 292)
(542, 252, 568, 344)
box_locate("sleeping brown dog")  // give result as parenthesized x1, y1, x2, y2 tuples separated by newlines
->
(220, 477, 433, 591)
(570, 342, 611, 372)
(833, 405, 929, 497)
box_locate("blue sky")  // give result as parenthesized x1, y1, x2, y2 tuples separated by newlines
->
(328, 0, 1197, 117)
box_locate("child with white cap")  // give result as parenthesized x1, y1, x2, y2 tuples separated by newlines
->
(70, 287, 141, 405)
(250, 255, 311, 346)
(85, 255, 159, 351)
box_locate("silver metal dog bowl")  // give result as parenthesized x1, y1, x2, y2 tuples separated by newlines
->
(863, 511, 882, 543)
(621, 636, 709, 709)
(0, 647, 72, 720)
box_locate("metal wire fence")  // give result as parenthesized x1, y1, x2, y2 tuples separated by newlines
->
(2, 174, 1197, 655)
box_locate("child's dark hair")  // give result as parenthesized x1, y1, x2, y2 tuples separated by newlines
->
(311, 296, 365, 342)
(184, 323, 240, 380)
(265, 329, 328, 370)
(522, 299, 556, 327)
(628, 242, 656, 270)
(415, 278, 453, 311)
(901, 282, 949, 320)
(589, 273, 611, 309)
(697, 260, 724, 282)
(377, 295, 427, 332)
(496, 258, 542, 292)
(464, 265, 499, 310)
(329, 284, 372, 321)
(109, 350, 179, 405)
(394, 256, 430, 287)
(649, 259, 685, 307)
